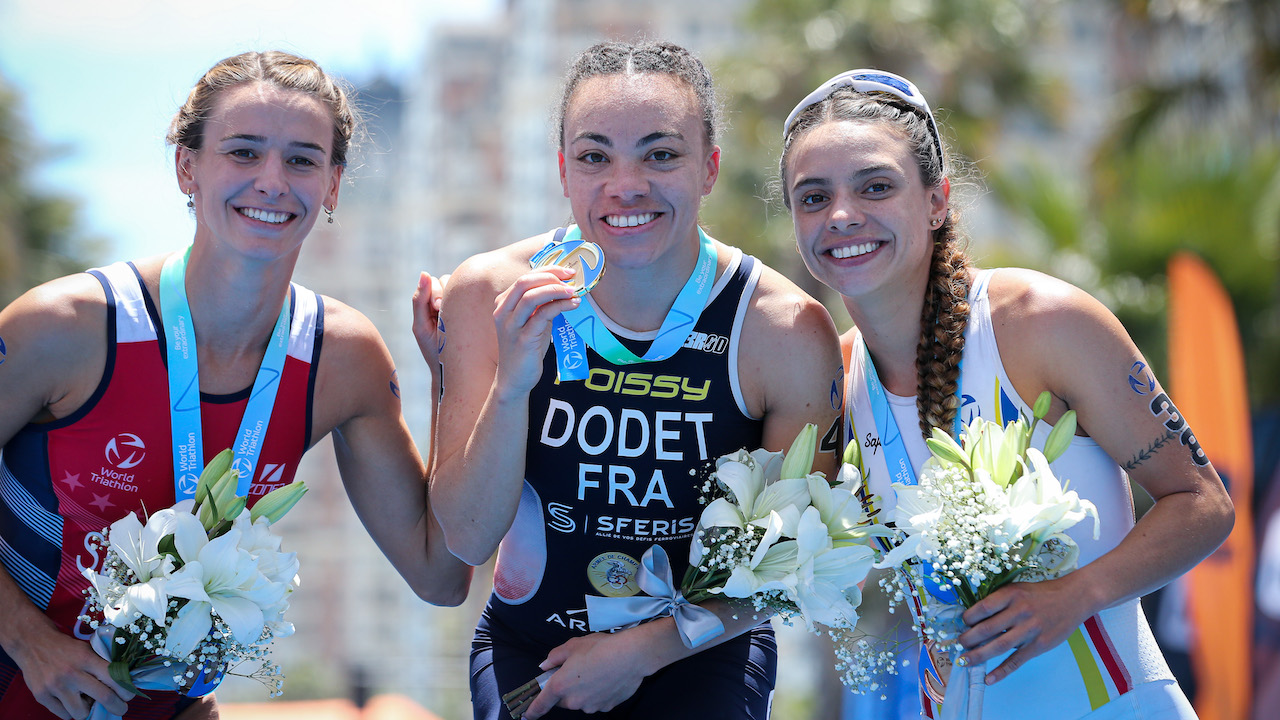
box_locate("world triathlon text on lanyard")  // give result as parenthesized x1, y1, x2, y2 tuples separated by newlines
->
(160, 246, 291, 500)
(860, 342, 964, 487)
(543, 225, 717, 381)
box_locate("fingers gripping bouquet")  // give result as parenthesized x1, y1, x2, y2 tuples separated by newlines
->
(838, 392, 1100, 720)
(501, 425, 893, 719)
(79, 450, 307, 720)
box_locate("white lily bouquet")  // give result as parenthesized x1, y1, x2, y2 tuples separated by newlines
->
(502, 424, 891, 719)
(680, 423, 890, 628)
(79, 449, 307, 720)
(838, 392, 1100, 720)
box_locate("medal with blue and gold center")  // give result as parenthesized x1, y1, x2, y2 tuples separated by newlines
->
(530, 232, 605, 297)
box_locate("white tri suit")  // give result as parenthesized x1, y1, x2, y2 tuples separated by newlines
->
(844, 269, 1196, 719)
(470, 247, 777, 719)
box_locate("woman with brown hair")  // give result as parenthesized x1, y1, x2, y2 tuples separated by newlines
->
(0, 51, 470, 720)
(778, 69, 1231, 719)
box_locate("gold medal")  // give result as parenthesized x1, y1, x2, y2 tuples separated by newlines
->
(587, 551, 641, 597)
(530, 238, 605, 297)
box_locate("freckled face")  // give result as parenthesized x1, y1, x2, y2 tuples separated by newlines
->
(177, 82, 342, 262)
(558, 73, 719, 271)
(785, 120, 947, 301)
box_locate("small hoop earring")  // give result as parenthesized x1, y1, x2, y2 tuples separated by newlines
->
(325, 207, 335, 224)
(186, 191, 194, 209)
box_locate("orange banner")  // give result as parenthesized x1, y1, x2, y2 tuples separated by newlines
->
(1167, 251, 1254, 720)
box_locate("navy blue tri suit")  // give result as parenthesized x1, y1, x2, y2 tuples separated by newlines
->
(470, 248, 777, 719)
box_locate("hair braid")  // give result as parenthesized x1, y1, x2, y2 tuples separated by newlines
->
(915, 218, 971, 438)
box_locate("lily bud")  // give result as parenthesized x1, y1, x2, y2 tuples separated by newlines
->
(251, 481, 308, 524)
(993, 426, 1020, 487)
(195, 449, 233, 505)
(842, 438, 863, 472)
(200, 462, 241, 530)
(221, 495, 247, 522)
(1043, 410, 1078, 463)
(925, 427, 968, 467)
(780, 424, 818, 480)
(1033, 391, 1053, 421)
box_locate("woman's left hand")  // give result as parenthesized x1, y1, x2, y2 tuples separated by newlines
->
(522, 632, 653, 718)
(955, 573, 1099, 685)
(411, 271, 449, 366)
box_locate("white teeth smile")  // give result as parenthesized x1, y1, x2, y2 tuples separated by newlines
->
(239, 207, 292, 224)
(830, 242, 879, 259)
(605, 213, 657, 228)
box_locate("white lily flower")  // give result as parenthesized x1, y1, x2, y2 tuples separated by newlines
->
(106, 511, 173, 584)
(719, 512, 799, 597)
(786, 508, 875, 628)
(701, 456, 810, 536)
(82, 570, 169, 627)
(163, 528, 290, 657)
(890, 483, 942, 532)
(806, 472, 894, 546)
(232, 511, 301, 588)
(1003, 449, 1100, 543)
(1029, 533, 1081, 579)
(874, 533, 923, 570)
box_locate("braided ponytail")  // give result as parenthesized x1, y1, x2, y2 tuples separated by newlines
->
(914, 218, 970, 437)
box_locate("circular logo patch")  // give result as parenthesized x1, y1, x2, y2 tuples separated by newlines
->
(177, 472, 200, 496)
(587, 551, 641, 597)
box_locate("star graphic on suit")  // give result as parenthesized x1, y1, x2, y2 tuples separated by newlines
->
(89, 494, 114, 513)
(61, 471, 84, 491)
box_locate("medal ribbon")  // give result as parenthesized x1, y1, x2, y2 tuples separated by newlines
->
(853, 337, 966, 699)
(160, 246, 291, 499)
(548, 225, 717, 381)
(858, 343, 964, 487)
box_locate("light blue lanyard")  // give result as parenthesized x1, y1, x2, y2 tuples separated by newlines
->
(159, 247, 291, 499)
(860, 343, 964, 487)
(860, 343, 964, 608)
(548, 225, 717, 381)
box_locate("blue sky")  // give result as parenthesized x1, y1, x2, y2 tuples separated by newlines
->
(0, 0, 499, 262)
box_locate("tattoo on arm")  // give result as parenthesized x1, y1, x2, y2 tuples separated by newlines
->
(1123, 429, 1178, 471)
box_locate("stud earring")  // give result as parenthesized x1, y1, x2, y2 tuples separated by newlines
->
(930, 218, 941, 227)
(325, 207, 335, 224)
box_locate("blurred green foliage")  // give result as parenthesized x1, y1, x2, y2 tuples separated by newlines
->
(0, 74, 96, 306)
(703, 0, 1279, 405)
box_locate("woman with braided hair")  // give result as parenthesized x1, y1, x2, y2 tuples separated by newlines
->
(778, 70, 1232, 718)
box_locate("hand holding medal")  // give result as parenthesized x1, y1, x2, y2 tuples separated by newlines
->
(529, 233, 606, 298)
(533, 225, 716, 383)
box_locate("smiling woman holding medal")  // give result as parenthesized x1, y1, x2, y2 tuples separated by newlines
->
(778, 69, 1234, 719)
(0, 51, 470, 720)
(423, 41, 843, 719)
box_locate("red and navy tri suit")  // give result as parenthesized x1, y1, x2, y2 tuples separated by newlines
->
(0, 261, 322, 719)
(470, 248, 777, 719)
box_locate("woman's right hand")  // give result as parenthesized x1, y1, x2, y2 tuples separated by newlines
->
(10, 624, 132, 720)
(489, 266, 580, 401)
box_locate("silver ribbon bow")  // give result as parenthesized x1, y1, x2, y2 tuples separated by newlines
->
(585, 544, 724, 648)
